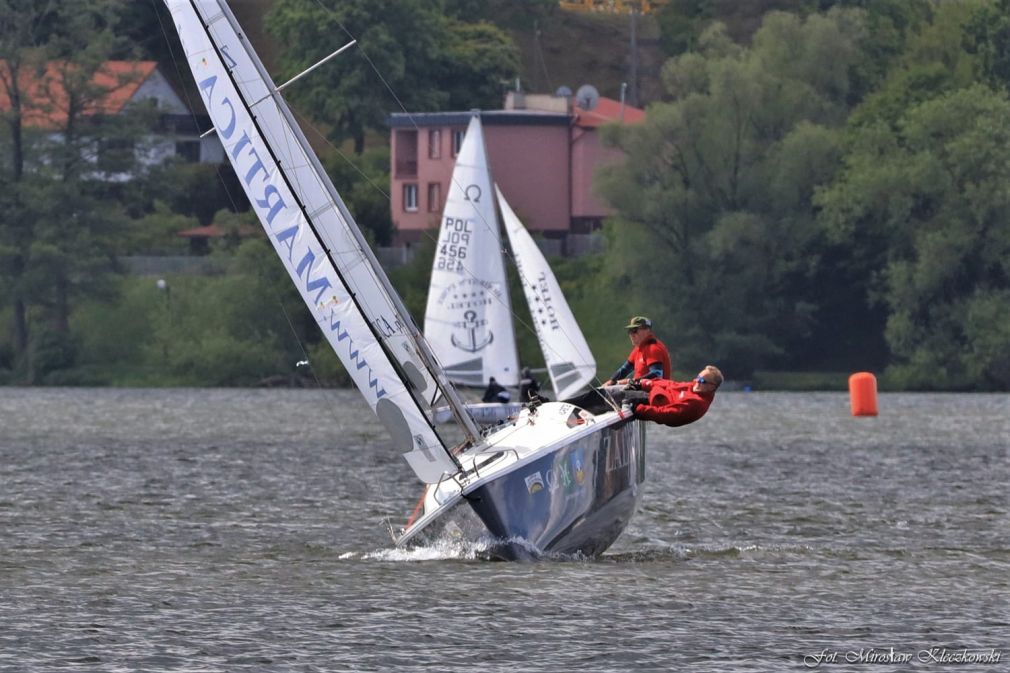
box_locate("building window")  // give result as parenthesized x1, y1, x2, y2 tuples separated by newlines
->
(395, 130, 418, 177)
(452, 129, 465, 156)
(175, 140, 200, 163)
(404, 183, 418, 212)
(428, 129, 441, 159)
(427, 182, 441, 212)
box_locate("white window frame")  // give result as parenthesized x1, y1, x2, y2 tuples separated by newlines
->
(404, 183, 419, 212)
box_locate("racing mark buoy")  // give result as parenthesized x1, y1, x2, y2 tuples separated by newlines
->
(848, 372, 878, 417)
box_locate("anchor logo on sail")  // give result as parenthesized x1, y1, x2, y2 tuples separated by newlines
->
(451, 309, 493, 353)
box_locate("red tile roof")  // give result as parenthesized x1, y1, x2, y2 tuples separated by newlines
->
(0, 60, 158, 130)
(574, 96, 646, 128)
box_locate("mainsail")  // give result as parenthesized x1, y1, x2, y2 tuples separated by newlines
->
(424, 115, 519, 387)
(165, 0, 480, 483)
(497, 186, 596, 399)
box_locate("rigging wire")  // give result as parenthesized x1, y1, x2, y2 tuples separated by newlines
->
(297, 0, 611, 404)
(153, 0, 345, 421)
(161, 0, 616, 414)
(533, 19, 554, 93)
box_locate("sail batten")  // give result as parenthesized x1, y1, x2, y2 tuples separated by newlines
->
(167, 0, 477, 483)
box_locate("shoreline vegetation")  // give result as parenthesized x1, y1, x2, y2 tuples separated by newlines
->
(2, 1, 1009, 392)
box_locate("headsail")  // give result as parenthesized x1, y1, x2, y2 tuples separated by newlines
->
(497, 186, 596, 399)
(424, 115, 519, 387)
(166, 0, 479, 482)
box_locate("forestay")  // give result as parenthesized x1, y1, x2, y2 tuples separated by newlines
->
(498, 186, 596, 399)
(424, 115, 519, 387)
(166, 0, 472, 483)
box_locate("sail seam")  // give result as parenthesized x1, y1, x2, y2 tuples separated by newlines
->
(184, 0, 460, 467)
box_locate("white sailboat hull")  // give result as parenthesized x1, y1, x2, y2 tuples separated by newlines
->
(396, 402, 646, 560)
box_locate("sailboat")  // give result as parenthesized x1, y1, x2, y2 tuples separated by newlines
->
(425, 115, 596, 424)
(166, 0, 645, 560)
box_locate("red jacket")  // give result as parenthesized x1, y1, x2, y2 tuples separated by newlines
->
(629, 337, 672, 380)
(634, 378, 714, 427)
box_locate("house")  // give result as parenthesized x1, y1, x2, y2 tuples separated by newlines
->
(0, 60, 224, 176)
(177, 222, 261, 255)
(388, 91, 644, 256)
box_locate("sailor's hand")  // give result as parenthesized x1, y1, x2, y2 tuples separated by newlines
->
(626, 378, 642, 391)
(603, 379, 614, 386)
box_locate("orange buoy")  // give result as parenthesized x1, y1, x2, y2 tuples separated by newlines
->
(848, 372, 878, 416)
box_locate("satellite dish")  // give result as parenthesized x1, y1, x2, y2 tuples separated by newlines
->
(575, 84, 600, 111)
(556, 85, 573, 98)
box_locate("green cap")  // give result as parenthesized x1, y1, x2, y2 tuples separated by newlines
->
(624, 316, 652, 330)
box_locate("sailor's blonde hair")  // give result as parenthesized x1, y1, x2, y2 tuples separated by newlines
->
(701, 365, 724, 388)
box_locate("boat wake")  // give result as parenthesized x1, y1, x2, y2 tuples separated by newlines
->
(343, 534, 594, 562)
(600, 541, 829, 563)
(347, 536, 496, 562)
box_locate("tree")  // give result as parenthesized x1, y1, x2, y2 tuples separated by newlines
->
(963, 0, 1010, 91)
(0, 1, 140, 381)
(266, 0, 519, 153)
(656, 0, 714, 56)
(324, 145, 394, 246)
(850, 0, 981, 129)
(817, 86, 1010, 390)
(0, 0, 61, 374)
(597, 11, 865, 376)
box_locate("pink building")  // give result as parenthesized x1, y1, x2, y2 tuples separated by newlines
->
(389, 95, 644, 255)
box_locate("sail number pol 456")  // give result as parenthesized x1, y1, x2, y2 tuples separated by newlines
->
(435, 217, 471, 272)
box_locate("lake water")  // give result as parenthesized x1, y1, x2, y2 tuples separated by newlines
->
(1, 388, 1007, 672)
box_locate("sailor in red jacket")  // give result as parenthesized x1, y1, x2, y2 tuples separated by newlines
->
(603, 316, 672, 385)
(631, 365, 723, 427)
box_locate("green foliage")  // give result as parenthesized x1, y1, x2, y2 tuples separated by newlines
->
(963, 0, 1010, 90)
(266, 0, 519, 152)
(388, 234, 437, 323)
(68, 239, 336, 387)
(124, 202, 194, 256)
(28, 327, 79, 384)
(131, 162, 247, 225)
(324, 146, 394, 246)
(4, 0, 1010, 392)
(441, 19, 521, 111)
(818, 85, 1010, 390)
(73, 279, 156, 378)
(851, 0, 982, 129)
(657, 0, 713, 56)
(547, 248, 634, 381)
(600, 10, 865, 376)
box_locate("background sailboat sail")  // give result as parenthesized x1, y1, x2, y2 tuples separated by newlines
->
(166, 0, 477, 483)
(497, 186, 596, 399)
(424, 115, 519, 387)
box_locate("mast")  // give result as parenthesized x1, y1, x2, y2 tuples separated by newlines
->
(210, 1, 483, 441)
(166, 0, 481, 483)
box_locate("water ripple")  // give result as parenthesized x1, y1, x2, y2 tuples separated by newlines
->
(1, 388, 1007, 671)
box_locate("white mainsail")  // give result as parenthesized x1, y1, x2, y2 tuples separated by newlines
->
(166, 0, 481, 483)
(424, 115, 519, 387)
(497, 186, 596, 399)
